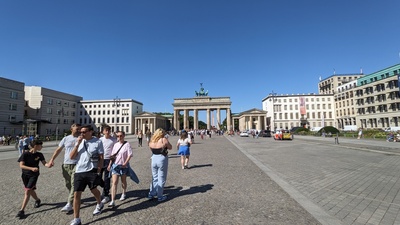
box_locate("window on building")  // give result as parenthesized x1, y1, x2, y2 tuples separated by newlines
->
(47, 99, 53, 105)
(47, 108, 52, 114)
(56, 100, 61, 106)
(10, 91, 18, 99)
(9, 103, 17, 110)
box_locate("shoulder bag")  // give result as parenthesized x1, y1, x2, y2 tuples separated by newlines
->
(110, 141, 127, 162)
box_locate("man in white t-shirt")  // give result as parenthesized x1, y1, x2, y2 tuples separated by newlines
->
(99, 125, 117, 204)
(47, 123, 81, 213)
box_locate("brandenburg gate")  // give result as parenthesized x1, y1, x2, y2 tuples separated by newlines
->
(172, 84, 232, 131)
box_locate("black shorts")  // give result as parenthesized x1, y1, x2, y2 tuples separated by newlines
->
(22, 174, 38, 190)
(74, 171, 102, 192)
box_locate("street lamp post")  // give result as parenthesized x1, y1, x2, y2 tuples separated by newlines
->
(269, 91, 277, 131)
(113, 96, 121, 133)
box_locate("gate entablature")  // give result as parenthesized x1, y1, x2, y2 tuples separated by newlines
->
(172, 96, 232, 131)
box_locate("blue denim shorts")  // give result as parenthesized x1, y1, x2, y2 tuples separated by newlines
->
(111, 164, 129, 176)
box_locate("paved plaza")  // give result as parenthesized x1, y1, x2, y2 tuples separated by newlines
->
(1, 134, 400, 224)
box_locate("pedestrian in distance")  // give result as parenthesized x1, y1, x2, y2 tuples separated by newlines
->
(69, 125, 105, 225)
(18, 135, 24, 156)
(16, 139, 49, 219)
(137, 130, 143, 147)
(99, 125, 117, 204)
(357, 128, 363, 139)
(177, 131, 192, 169)
(46, 123, 81, 213)
(148, 128, 172, 202)
(145, 130, 151, 143)
(107, 131, 132, 208)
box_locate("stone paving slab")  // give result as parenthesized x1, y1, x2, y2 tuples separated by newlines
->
(227, 134, 400, 225)
(0, 135, 319, 225)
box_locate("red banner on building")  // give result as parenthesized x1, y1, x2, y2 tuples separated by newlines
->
(299, 97, 306, 115)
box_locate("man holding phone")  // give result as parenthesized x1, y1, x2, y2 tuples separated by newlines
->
(69, 125, 104, 225)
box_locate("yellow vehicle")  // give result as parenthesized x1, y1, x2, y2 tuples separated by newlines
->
(274, 130, 293, 140)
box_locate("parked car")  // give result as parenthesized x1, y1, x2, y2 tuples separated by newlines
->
(274, 130, 293, 140)
(259, 130, 271, 137)
(240, 131, 249, 137)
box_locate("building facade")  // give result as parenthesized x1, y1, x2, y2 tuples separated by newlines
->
(24, 86, 82, 137)
(172, 96, 232, 131)
(354, 64, 400, 129)
(79, 98, 143, 134)
(231, 108, 267, 131)
(335, 80, 358, 129)
(0, 77, 25, 136)
(262, 93, 335, 131)
(319, 73, 364, 95)
(134, 112, 172, 134)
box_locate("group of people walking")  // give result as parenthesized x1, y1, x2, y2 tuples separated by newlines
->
(15, 124, 194, 225)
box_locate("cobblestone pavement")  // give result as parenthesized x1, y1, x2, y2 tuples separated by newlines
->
(0, 135, 319, 225)
(227, 135, 400, 225)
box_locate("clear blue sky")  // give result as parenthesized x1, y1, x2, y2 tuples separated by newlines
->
(1, 1, 399, 122)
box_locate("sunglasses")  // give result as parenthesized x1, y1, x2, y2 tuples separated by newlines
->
(80, 131, 88, 134)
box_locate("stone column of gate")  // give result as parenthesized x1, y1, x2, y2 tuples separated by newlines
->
(257, 116, 261, 130)
(206, 108, 211, 130)
(226, 108, 231, 131)
(217, 108, 221, 130)
(194, 109, 198, 130)
(183, 109, 188, 129)
(174, 109, 179, 131)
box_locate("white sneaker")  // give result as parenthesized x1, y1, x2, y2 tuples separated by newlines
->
(119, 194, 126, 201)
(92, 202, 104, 215)
(70, 218, 81, 225)
(108, 201, 115, 208)
(61, 203, 73, 212)
(101, 196, 110, 204)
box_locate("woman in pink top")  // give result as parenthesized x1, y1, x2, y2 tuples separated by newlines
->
(107, 131, 132, 207)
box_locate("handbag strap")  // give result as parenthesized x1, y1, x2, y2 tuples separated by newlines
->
(111, 141, 126, 158)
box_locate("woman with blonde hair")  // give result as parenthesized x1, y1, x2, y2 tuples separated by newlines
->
(147, 128, 172, 202)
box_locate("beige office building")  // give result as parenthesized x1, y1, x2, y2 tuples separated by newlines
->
(24, 86, 82, 137)
(335, 80, 358, 129)
(319, 73, 363, 95)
